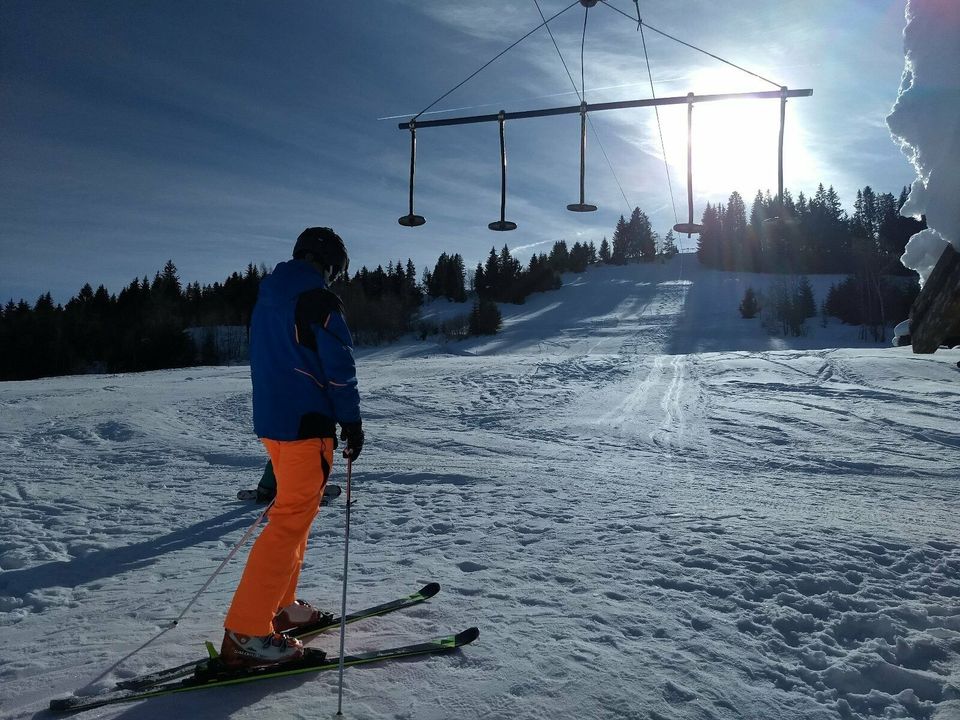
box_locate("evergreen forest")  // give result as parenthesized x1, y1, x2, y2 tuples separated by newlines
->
(1, 184, 922, 381)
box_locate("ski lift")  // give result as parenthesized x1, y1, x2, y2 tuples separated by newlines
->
(395, 2, 812, 233)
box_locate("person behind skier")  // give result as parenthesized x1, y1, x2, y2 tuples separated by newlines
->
(220, 227, 364, 668)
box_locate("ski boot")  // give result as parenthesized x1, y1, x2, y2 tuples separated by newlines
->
(219, 630, 304, 669)
(273, 600, 334, 633)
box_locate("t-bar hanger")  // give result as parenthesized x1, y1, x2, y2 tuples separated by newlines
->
(673, 93, 702, 236)
(398, 121, 426, 227)
(489, 111, 518, 231)
(567, 102, 598, 213)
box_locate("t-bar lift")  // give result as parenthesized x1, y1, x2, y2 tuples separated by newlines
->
(396, 0, 811, 233)
(397, 87, 812, 233)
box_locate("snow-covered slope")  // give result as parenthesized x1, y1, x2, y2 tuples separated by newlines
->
(2, 256, 958, 720)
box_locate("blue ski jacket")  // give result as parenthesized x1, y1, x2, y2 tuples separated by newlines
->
(250, 259, 360, 440)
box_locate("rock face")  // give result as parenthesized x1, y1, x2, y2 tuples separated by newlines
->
(911, 244, 960, 353)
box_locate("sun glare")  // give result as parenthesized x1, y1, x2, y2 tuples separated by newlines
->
(640, 71, 816, 205)
(659, 99, 781, 199)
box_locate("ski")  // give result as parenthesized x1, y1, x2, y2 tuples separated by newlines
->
(114, 582, 439, 691)
(293, 581, 439, 643)
(49, 627, 478, 714)
(237, 484, 342, 504)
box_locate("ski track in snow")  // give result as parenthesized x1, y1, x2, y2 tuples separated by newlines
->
(1, 258, 959, 720)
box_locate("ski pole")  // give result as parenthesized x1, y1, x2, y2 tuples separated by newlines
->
(173, 499, 275, 626)
(86, 499, 275, 687)
(336, 457, 353, 716)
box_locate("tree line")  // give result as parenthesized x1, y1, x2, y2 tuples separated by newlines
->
(1, 258, 436, 380)
(739, 272, 917, 343)
(1, 209, 675, 380)
(697, 184, 923, 275)
(1, 261, 265, 380)
(704, 183, 922, 340)
(2, 184, 922, 380)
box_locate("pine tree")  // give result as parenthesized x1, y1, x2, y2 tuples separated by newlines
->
(158, 260, 182, 301)
(749, 190, 767, 238)
(498, 245, 521, 300)
(405, 259, 422, 305)
(611, 216, 629, 265)
(796, 276, 816, 318)
(483, 247, 500, 298)
(697, 203, 722, 267)
(724, 192, 748, 270)
(739, 287, 760, 319)
(446, 253, 467, 302)
(548, 241, 569, 272)
(569, 242, 591, 272)
(427, 253, 447, 298)
(767, 279, 796, 335)
(598, 236, 611, 263)
(628, 207, 657, 262)
(469, 299, 502, 335)
(660, 230, 678, 259)
(473, 263, 486, 295)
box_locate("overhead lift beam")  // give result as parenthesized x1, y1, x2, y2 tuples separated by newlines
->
(397, 88, 813, 129)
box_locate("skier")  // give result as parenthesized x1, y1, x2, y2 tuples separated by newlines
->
(246, 459, 340, 504)
(221, 227, 364, 668)
(254, 460, 278, 503)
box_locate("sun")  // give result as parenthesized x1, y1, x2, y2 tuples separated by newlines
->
(645, 71, 813, 205)
(658, 98, 782, 202)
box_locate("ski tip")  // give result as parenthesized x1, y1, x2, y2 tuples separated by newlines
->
(457, 627, 480, 645)
(420, 582, 441, 598)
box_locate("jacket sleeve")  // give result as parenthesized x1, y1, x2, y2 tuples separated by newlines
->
(295, 288, 361, 424)
(313, 310, 361, 424)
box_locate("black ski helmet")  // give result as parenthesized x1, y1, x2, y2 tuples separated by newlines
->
(293, 227, 349, 280)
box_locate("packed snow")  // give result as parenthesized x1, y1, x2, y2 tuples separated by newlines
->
(1, 255, 958, 720)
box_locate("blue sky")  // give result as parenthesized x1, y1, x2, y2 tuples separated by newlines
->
(1, 1, 914, 304)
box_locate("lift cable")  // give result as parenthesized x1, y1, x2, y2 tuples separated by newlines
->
(410, 1, 581, 125)
(533, 0, 582, 105)
(579, 2, 589, 99)
(600, 0, 783, 89)
(638, 16, 679, 226)
(533, 0, 633, 212)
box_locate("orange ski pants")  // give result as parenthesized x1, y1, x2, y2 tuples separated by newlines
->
(224, 437, 333, 636)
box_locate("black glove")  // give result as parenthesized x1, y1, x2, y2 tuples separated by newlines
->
(339, 421, 364, 461)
